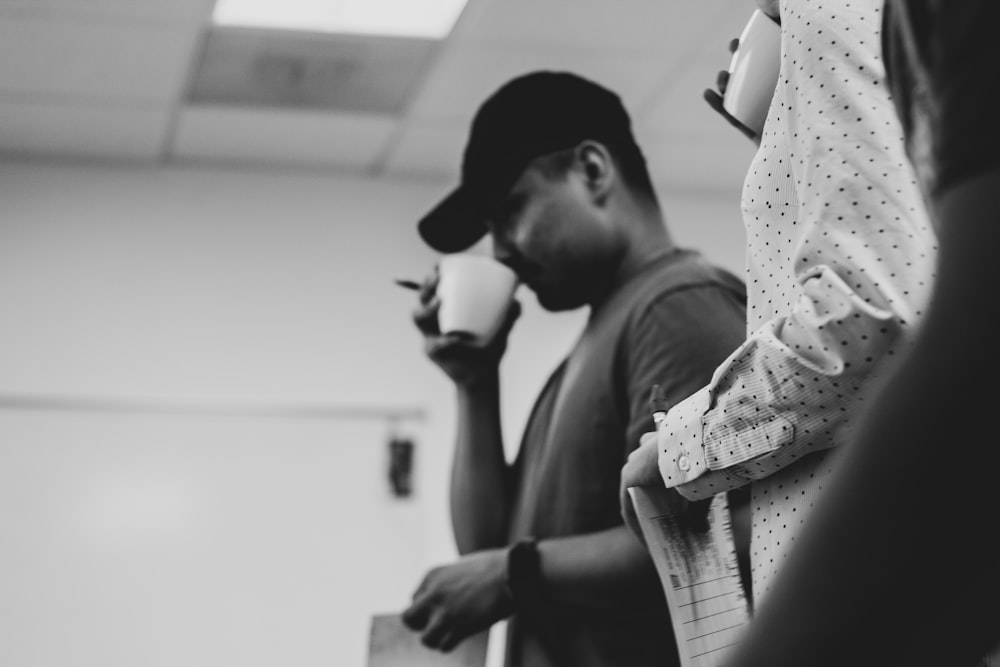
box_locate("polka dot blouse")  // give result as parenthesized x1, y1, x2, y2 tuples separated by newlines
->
(656, 0, 937, 603)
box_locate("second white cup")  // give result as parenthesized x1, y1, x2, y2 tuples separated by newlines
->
(723, 9, 782, 137)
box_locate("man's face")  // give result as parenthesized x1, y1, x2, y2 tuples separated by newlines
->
(484, 155, 615, 312)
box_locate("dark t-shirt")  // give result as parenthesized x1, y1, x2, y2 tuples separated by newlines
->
(504, 248, 747, 667)
(882, 0, 1000, 203)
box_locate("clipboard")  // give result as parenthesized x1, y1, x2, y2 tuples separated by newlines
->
(628, 487, 751, 666)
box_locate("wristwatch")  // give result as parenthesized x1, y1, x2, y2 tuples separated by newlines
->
(505, 538, 541, 608)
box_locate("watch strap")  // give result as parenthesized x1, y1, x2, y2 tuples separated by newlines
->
(505, 538, 541, 609)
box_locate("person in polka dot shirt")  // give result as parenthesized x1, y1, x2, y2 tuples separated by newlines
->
(720, 1, 1000, 665)
(621, 0, 937, 612)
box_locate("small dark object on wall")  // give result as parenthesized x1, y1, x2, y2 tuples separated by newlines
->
(388, 436, 415, 498)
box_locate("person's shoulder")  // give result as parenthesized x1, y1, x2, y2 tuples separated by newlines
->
(635, 249, 746, 307)
(617, 251, 747, 360)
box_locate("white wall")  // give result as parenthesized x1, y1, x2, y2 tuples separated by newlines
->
(0, 161, 745, 667)
(660, 186, 748, 283)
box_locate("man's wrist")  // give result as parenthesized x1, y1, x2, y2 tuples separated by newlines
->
(505, 538, 541, 610)
(456, 370, 500, 397)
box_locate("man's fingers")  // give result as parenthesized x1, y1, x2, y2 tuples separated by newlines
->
(438, 631, 463, 653)
(621, 488, 649, 548)
(716, 69, 730, 93)
(623, 497, 643, 542)
(413, 297, 441, 335)
(622, 436, 661, 488)
(704, 88, 726, 115)
(684, 497, 714, 534)
(418, 269, 439, 305)
(729, 37, 739, 53)
(420, 613, 451, 651)
(619, 481, 631, 519)
(401, 597, 430, 631)
(703, 89, 759, 141)
(426, 333, 477, 358)
(496, 299, 522, 339)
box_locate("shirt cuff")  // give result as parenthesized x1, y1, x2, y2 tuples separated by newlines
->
(657, 386, 711, 488)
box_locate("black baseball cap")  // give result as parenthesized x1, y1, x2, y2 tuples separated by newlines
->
(416, 70, 639, 253)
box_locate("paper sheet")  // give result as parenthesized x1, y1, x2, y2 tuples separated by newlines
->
(628, 487, 751, 667)
(367, 613, 489, 667)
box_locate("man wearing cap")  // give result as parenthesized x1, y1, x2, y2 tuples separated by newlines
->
(400, 70, 749, 666)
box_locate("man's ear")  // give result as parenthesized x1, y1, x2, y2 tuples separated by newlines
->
(575, 141, 615, 202)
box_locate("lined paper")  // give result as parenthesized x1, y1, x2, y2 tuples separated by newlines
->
(628, 488, 751, 667)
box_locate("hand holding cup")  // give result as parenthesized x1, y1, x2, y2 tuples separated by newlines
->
(703, 38, 760, 143)
(401, 254, 521, 387)
(704, 9, 781, 144)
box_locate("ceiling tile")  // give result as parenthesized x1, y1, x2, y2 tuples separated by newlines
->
(0, 18, 201, 104)
(0, 0, 770, 188)
(187, 28, 439, 115)
(0, 0, 212, 26)
(453, 0, 739, 57)
(0, 101, 169, 159)
(406, 46, 668, 124)
(171, 105, 399, 170)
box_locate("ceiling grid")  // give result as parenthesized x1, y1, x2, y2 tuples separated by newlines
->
(0, 0, 757, 194)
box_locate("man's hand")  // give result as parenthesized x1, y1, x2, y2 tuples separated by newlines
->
(620, 433, 663, 546)
(703, 38, 761, 145)
(401, 549, 513, 652)
(621, 432, 713, 548)
(411, 267, 521, 388)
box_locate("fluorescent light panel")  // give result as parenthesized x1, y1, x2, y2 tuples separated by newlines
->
(212, 0, 469, 39)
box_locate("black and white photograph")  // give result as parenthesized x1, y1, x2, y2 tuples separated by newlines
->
(1, 1, 995, 666)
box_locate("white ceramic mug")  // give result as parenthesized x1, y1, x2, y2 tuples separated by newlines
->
(436, 254, 519, 347)
(723, 9, 782, 137)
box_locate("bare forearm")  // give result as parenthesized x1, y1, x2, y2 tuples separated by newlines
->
(536, 526, 664, 609)
(450, 374, 512, 553)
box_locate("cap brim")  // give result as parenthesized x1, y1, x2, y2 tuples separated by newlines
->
(416, 186, 489, 253)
